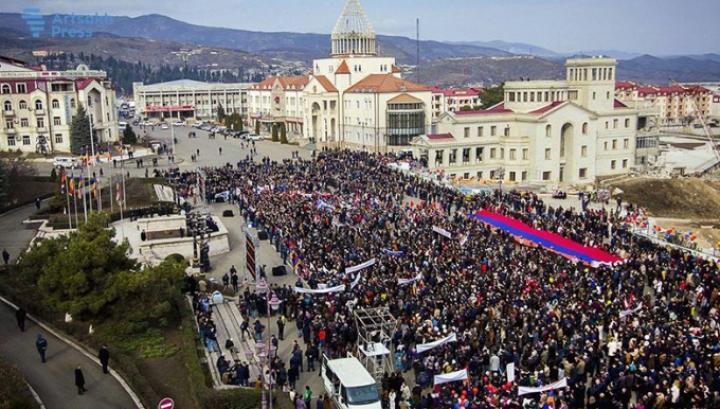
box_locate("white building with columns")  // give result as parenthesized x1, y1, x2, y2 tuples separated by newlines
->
(412, 57, 638, 186)
(0, 56, 118, 154)
(246, 0, 432, 149)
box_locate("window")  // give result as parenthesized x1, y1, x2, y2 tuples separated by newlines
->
(464, 127, 470, 138)
(19, 100, 26, 109)
(581, 145, 588, 157)
(4, 120, 12, 129)
(509, 149, 516, 160)
(54, 133, 63, 143)
(491, 126, 497, 136)
(490, 148, 496, 159)
(545, 124, 552, 137)
(462, 148, 470, 163)
(476, 171, 483, 179)
(509, 171, 516, 181)
(3, 101, 10, 111)
(504, 126, 510, 137)
(20, 118, 28, 127)
(500, 148, 505, 159)
(545, 148, 551, 160)
(0, 84, 9, 94)
(475, 147, 483, 161)
(606, 91, 611, 99)
(449, 149, 457, 164)
(612, 139, 617, 150)
(623, 138, 629, 149)
(542, 171, 551, 181)
(37, 117, 44, 128)
(592, 92, 596, 100)
(16, 83, 26, 93)
(622, 159, 628, 168)
(522, 148, 528, 160)
(52, 99, 59, 109)
(625, 118, 630, 128)
(34, 100, 43, 110)
(604, 141, 608, 151)
(7, 136, 15, 146)
(53, 116, 61, 126)
(522, 171, 527, 181)
(579, 168, 587, 178)
(582, 122, 588, 135)
(22, 135, 31, 145)
(613, 119, 618, 128)
(611, 160, 617, 169)
(435, 150, 444, 165)
(463, 172, 469, 180)
(605, 121, 609, 129)
(477, 126, 483, 137)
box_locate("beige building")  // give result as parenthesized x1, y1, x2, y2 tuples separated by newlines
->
(247, 0, 432, 149)
(0, 56, 118, 154)
(615, 81, 711, 127)
(430, 87, 482, 119)
(413, 57, 638, 186)
(133, 80, 253, 121)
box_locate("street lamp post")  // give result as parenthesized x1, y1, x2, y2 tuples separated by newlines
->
(255, 278, 281, 409)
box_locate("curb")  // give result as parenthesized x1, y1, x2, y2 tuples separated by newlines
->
(0, 295, 145, 409)
(25, 381, 47, 409)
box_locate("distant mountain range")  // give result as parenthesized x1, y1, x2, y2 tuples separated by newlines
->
(0, 12, 719, 88)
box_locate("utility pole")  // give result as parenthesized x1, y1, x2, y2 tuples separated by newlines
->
(416, 18, 420, 83)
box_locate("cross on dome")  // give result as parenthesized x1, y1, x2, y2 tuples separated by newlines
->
(331, 0, 377, 56)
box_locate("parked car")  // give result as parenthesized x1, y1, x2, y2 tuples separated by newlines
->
(53, 156, 79, 169)
(233, 130, 250, 139)
(173, 121, 184, 127)
(160, 123, 169, 130)
(247, 134, 263, 141)
(192, 122, 203, 128)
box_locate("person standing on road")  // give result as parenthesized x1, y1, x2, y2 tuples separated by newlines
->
(3, 248, 10, 265)
(98, 345, 110, 374)
(303, 385, 312, 409)
(36, 333, 48, 363)
(231, 271, 239, 293)
(219, 147, 223, 156)
(15, 306, 26, 332)
(277, 315, 286, 340)
(35, 197, 41, 210)
(75, 365, 87, 395)
(196, 148, 200, 158)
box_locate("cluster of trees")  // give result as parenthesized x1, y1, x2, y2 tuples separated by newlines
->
(224, 112, 244, 132)
(481, 83, 505, 109)
(17, 213, 186, 332)
(270, 123, 288, 144)
(69, 105, 91, 155)
(38, 53, 256, 95)
(123, 126, 138, 145)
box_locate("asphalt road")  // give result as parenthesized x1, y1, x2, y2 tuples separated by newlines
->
(0, 303, 137, 409)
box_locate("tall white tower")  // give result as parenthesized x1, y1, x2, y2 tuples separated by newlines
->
(331, 0, 377, 56)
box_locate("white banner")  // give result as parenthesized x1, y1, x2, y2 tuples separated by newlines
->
(619, 304, 642, 319)
(506, 363, 515, 383)
(416, 333, 457, 354)
(345, 258, 376, 274)
(433, 368, 468, 386)
(350, 272, 362, 290)
(432, 226, 452, 239)
(398, 273, 422, 286)
(517, 378, 568, 396)
(293, 285, 346, 294)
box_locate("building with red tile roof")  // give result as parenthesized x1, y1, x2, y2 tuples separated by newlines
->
(430, 87, 483, 119)
(0, 57, 119, 153)
(614, 81, 711, 125)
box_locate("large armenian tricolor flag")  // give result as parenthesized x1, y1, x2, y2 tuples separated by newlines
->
(471, 209, 624, 267)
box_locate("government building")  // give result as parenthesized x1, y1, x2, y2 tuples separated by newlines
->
(247, 0, 432, 149)
(133, 80, 253, 122)
(0, 56, 118, 154)
(412, 57, 639, 185)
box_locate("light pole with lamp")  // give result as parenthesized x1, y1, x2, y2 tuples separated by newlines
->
(256, 278, 282, 409)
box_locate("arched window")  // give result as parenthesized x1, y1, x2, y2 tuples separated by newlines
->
(52, 99, 59, 109)
(0, 84, 10, 94)
(3, 101, 11, 111)
(34, 100, 43, 110)
(545, 124, 552, 137)
(70, 98, 76, 109)
(582, 122, 588, 135)
(18, 100, 27, 109)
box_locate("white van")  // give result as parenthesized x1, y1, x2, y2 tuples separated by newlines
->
(321, 356, 381, 409)
(52, 156, 78, 169)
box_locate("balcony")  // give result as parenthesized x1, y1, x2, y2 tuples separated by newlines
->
(5, 127, 16, 133)
(2, 109, 14, 117)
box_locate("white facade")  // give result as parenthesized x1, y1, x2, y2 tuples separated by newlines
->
(246, 0, 432, 149)
(431, 87, 482, 119)
(133, 79, 253, 121)
(414, 57, 638, 186)
(615, 81, 712, 126)
(0, 57, 118, 154)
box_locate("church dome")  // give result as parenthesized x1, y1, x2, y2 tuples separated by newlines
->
(331, 0, 377, 56)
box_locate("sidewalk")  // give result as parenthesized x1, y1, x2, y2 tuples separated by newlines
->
(0, 303, 139, 409)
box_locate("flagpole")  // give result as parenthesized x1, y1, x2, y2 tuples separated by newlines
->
(86, 159, 93, 213)
(121, 150, 127, 210)
(73, 175, 79, 228)
(109, 143, 114, 215)
(64, 170, 72, 230)
(81, 169, 88, 223)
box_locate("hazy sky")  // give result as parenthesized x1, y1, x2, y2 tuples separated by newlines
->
(7, 0, 720, 55)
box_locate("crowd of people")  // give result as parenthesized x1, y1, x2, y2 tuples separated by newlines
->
(171, 149, 720, 408)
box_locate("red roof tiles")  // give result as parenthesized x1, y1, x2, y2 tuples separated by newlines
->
(426, 133, 454, 140)
(345, 74, 429, 93)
